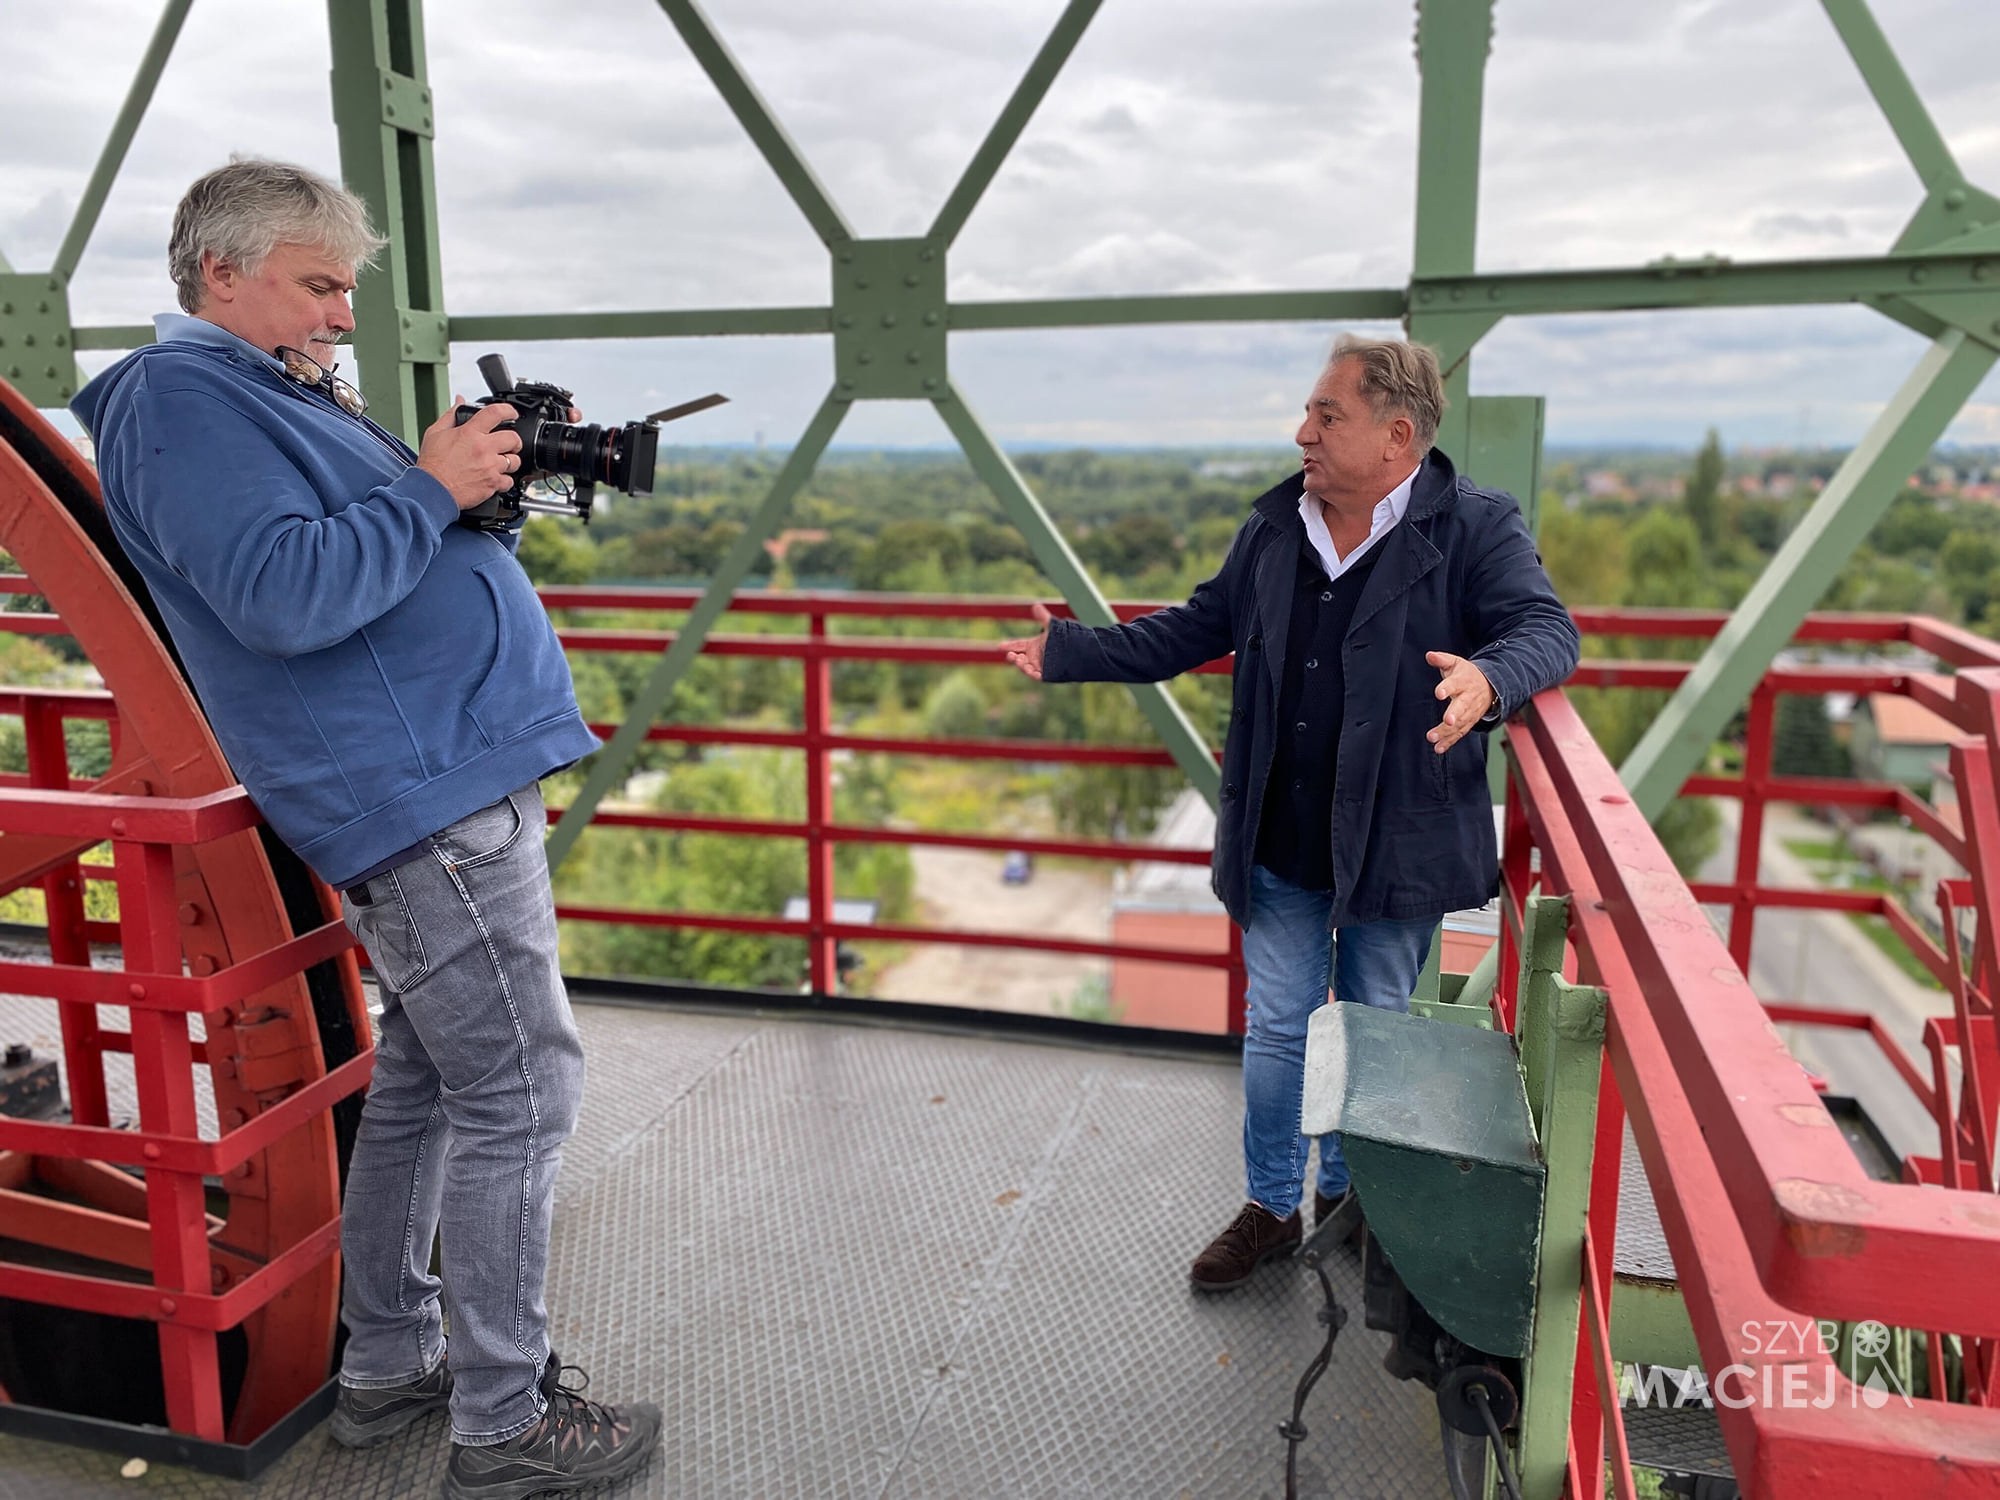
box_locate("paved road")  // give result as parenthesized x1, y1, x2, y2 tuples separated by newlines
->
(869, 845, 1112, 1016)
(1702, 803, 1952, 1162)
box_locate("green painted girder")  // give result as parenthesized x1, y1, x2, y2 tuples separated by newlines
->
(1302, 1000, 1544, 1359)
(1622, 327, 1998, 815)
(327, 0, 450, 447)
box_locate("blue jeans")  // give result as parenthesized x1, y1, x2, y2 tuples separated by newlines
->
(336, 784, 585, 1446)
(1242, 864, 1438, 1217)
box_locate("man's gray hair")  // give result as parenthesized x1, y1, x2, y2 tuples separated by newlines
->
(169, 157, 387, 313)
(1329, 334, 1446, 452)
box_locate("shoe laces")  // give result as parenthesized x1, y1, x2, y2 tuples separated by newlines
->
(546, 1364, 621, 1434)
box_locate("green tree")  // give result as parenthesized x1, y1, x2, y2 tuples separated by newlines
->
(1772, 692, 1850, 780)
(1683, 427, 1726, 552)
(513, 517, 598, 585)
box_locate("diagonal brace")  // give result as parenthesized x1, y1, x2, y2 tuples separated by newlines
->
(544, 389, 850, 869)
(933, 380, 1221, 807)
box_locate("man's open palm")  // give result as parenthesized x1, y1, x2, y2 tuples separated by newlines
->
(1002, 602, 1054, 680)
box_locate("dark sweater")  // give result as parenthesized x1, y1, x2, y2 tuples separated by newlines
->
(1255, 542, 1383, 889)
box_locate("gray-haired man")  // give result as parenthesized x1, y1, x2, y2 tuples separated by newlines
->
(71, 158, 662, 1497)
(1004, 337, 1579, 1293)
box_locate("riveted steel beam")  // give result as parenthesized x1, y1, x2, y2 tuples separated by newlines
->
(1622, 329, 1998, 815)
(327, 0, 449, 445)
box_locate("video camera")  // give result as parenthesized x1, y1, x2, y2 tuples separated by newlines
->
(453, 352, 725, 532)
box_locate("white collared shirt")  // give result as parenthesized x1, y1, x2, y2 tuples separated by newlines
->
(1297, 463, 1420, 580)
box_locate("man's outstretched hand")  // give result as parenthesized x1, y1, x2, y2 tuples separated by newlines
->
(1002, 602, 1055, 680)
(1426, 651, 1494, 754)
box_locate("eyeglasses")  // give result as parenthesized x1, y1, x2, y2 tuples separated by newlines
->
(276, 345, 367, 418)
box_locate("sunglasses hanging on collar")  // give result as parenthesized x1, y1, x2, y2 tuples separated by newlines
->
(276, 345, 367, 418)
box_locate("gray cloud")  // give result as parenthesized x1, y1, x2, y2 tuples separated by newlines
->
(2, 0, 1996, 449)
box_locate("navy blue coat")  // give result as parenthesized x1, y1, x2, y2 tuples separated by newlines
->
(1042, 449, 1579, 930)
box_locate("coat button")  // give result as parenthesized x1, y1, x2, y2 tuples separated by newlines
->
(1320, 591, 1332, 603)
(1233, 707, 1245, 721)
(1222, 783, 1238, 800)
(1295, 720, 1307, 733)
(1248, 634, 1262, 650)
(1305, 657, 1318, 669)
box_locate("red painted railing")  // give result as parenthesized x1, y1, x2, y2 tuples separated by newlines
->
(9, 584, 2000, 1490)
(1494, 609, 2000, 1496)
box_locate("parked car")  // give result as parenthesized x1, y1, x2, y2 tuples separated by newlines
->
(1001, 850, 1034, 885)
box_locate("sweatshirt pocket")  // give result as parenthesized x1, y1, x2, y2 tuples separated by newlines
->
(464, 557, 577, 746)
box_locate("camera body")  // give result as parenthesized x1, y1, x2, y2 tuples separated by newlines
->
(452, 353, 660, 531)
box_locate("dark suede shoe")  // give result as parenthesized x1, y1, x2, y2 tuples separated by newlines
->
(329, 1356, 452, 1448)
(1315, 1187, 1366, 1251)
(442, 1356, 662, 1500)
(1189, 1203, 1301, 1293)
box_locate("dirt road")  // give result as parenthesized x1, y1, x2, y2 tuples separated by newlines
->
(869, 845, 1111, 1016)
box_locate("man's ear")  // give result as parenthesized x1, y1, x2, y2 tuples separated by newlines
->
(200, 251, 238, 305)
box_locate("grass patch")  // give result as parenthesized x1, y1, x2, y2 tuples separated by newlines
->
(1850, 913, 1944, 989)
(1782, 836, 1845, 864)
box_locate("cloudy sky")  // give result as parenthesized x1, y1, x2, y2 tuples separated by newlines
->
(3, 0, 1996, 452)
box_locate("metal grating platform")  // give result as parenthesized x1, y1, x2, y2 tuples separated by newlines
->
(0, 991, 1446, 1499)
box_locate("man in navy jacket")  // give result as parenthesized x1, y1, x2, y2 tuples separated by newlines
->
(73, 159, 661, 1494)
(1003, 336, 1578, 1291)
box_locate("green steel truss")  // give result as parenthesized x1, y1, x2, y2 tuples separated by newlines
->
(4, 0, 1997, 859)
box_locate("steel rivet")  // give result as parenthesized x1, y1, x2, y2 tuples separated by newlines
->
(906, 350, 921, 363)
(1450, 286, 1465, 302)
(143, 1142, 161, 1160)
(904, 273, 920, 287)
(1945, 188, 1968, 210)
(110, 817, 127, 835)
(1910, 266, 1929, 284)
(1599, 794, 1628, 805)
(43, 365, 56, 379)
(385, 104, 396, 118)
(923, 377, 939, 390)
(159, 1298, 177, 1317)
(129, 982, 146, 1000)
(403, 342, 413, 355)
(21, 334, 34, 347)
(53, 334, 66, 348)
(920, 248, 936, 262)
(855, 278, 870, 290)
(923, 312, 940, 326)
(857, 350, 873, 364)
(1416, 288, 1434, 304)
(881, 313, 897, 328)
(837, 316, 853, 329)
(5, 367, 20, 380)
(36, 301, 48, 314)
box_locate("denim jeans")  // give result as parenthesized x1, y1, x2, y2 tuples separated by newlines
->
(336, 783, 585, 1446)
(1242, 864, 1438, 1216)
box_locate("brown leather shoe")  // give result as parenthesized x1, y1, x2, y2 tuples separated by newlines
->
(1315, 1187, 1366, 1250)
(1189, 1203, 1301, 1292)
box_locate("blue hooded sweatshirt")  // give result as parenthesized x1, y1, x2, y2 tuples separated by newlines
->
(71, 316, 600, 887)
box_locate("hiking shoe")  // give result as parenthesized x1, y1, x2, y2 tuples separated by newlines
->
(1314, 1187, 1366, 1251)
(329, 1356, 452, 1448)
(1189, 1203, 1301, 1293)
(442, 1356, 663, 1500)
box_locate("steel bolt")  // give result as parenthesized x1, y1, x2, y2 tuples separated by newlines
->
(211, 1266, 229, 1291)
(143, 1142, 162, 1160)
(179, 902, 203, 925)
(1945, 188, 1968, 210)
(192, 955, 219, 977)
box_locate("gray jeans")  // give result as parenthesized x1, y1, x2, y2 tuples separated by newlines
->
(335, 783, 584, 1445)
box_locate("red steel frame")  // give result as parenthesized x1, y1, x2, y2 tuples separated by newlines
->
(535, 585, 1247, 1028)
(1497, 608, 2000, 1496)
(11, 524, 2000, 1485)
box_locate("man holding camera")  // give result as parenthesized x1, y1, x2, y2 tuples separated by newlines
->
(1003, 336, 1578, 1292)
(72, 158, 661, 1497)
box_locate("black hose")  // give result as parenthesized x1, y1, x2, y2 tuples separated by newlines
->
(1280, 1248, 1347, 1500)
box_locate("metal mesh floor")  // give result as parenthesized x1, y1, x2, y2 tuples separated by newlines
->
(0, 994, 1446, 1499)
